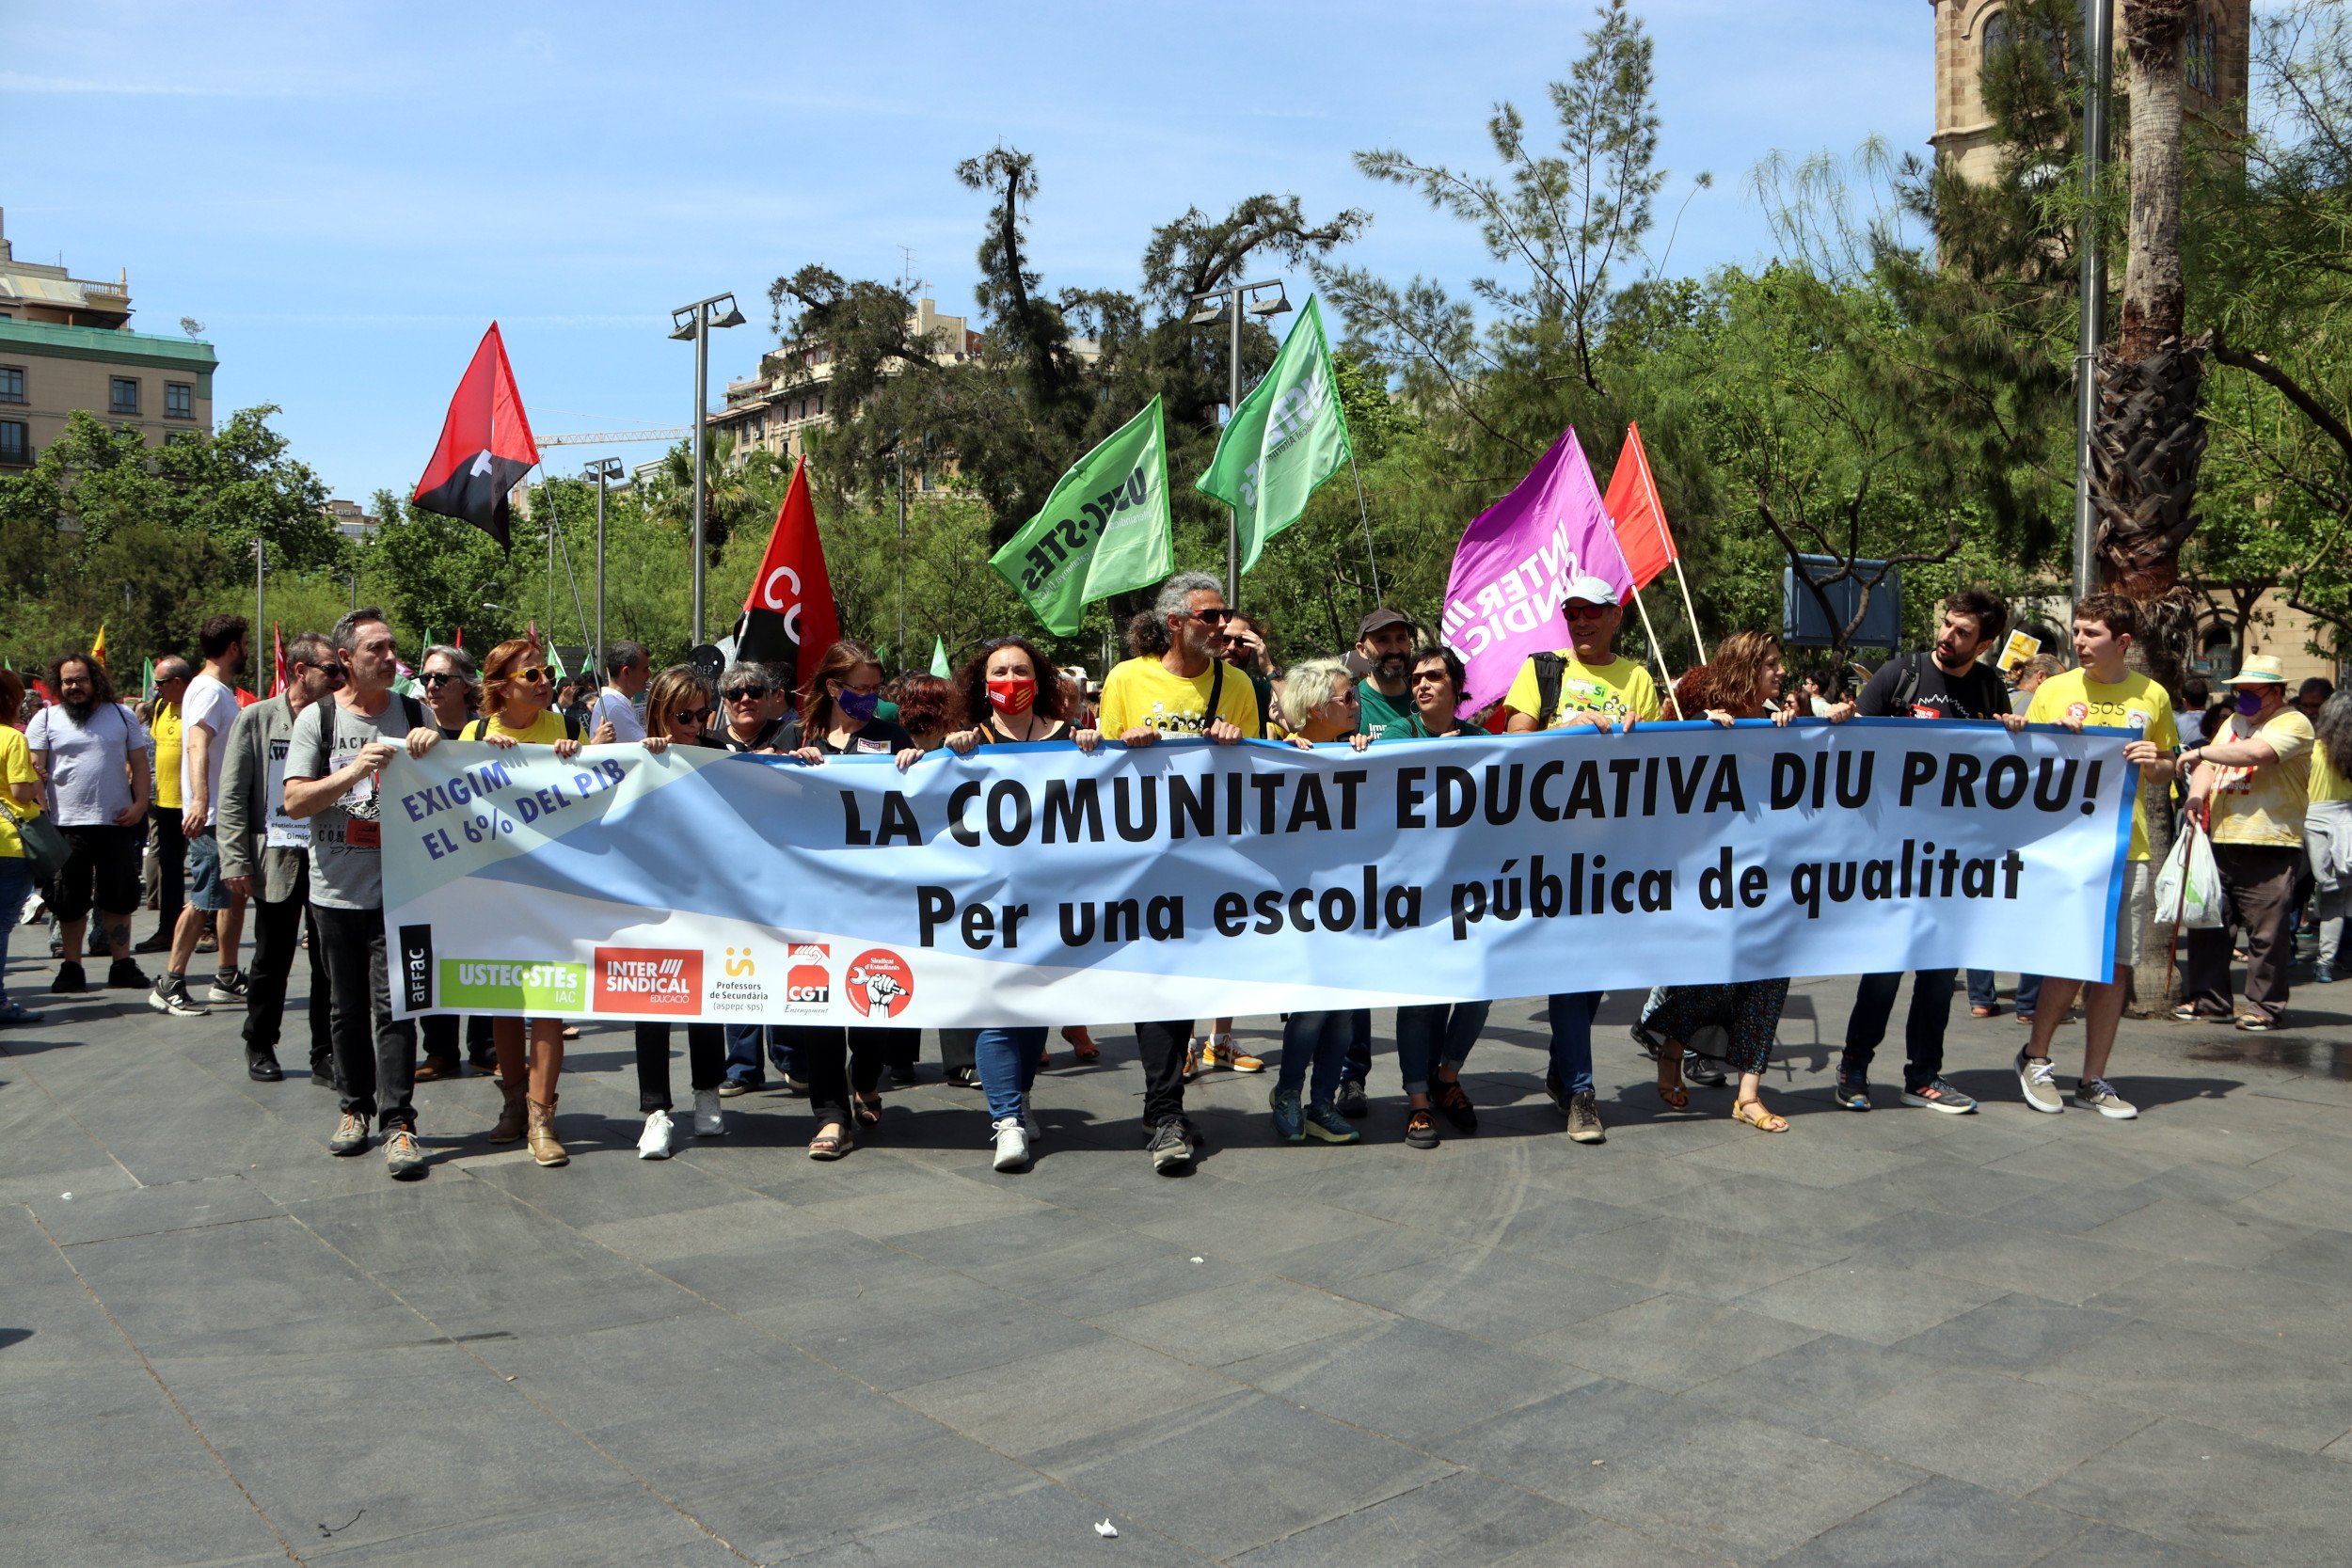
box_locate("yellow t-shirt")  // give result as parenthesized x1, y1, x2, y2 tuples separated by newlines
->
(151, 700, 183, 811)
(0, 725, 43, 860)
(1502, 653, 1662, 727)
(2026, 669, 2179, 863)
(469, 710, 571, 745)
(2206, 705, 2312, 847)
(2311, 740, 2348, 805)
(1099, 657, 1263, 739)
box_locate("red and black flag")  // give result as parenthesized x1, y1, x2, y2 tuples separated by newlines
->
(734, 456, 840, 691)
(412, 324, 540, 547)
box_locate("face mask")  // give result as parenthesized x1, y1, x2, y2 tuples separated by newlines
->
(2234, 689, 2265, 717)
(986, 676, 1037, 716)
(836, 688, 881, 724)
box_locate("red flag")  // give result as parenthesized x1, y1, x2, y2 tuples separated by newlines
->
(412, 323, 540, 547)
(454, 626, 463, 649)
(1602, 421, 1677, 592)
(736, 457, 840, 692)
(271, 623, 287, 698)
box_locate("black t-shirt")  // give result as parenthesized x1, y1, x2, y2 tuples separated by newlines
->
(718, 718, 791, 754)
(1858, 653, 2007, 721)
(780, 716, 915, 756)
(971, 717, 1073, 747)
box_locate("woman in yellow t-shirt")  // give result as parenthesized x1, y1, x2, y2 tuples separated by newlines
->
(466, 640, 585, 1165)
(2312, 690, 2351, 984)
(0, 673, 45, 1023)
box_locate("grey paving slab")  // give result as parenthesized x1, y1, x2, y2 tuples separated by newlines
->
(2030, 1524, 2243, 1568)
(1805, 1372, 2156, 1496)
(1235, 1318, 1601, 1446)
(2029, 1416, 2352, 1567)
(1887, 1293, 2138, 1376)
(23, 1172, 281, 1246)
(311, 1488, 750, 1567)
(1830, 1208, 2172, 1306)
(1087, 1275, 1393, 1369)
(1525, 1291, 1822, 1393)
(781, 1487, 1212, 1566)
(1228, 1469, 1658, 1568)
(1679, 1333, 1947, 1427)
(1039, 1391, 1456, 1560)
(1539, 1213, 1849, 1304)
(741, 1262, 1109, 1392)
(897, 1335, 1244, 1458)
(1334, 1242, 1660, 1338)
(1732, 1259, 2007, 1346)
(1765, 1476, 2090, 1568)
(2019, 1313, 2352, 1452)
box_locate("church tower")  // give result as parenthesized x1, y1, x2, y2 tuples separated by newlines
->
(1930, 1, 2250, 182)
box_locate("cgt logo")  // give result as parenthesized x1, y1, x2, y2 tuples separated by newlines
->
(782, 942, 830, 1007)
(594, 947, 703, 1015)
(845, 948, 914, 1019)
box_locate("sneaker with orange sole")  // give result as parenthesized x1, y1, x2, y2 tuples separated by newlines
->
(1197, 1033, 1264, 1073)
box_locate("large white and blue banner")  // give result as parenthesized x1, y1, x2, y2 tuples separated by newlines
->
(380, 720, 2137, 1026)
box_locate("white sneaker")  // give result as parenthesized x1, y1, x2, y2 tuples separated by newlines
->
(991, 1117, 1031, 1172)
(637, 1109, 677, 1160)
(692, 1088, 724, 1138)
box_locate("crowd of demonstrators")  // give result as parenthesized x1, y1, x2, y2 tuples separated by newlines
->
(27, 652, 153, 994)
(215, 632, 339, 1083)
(150, 614, 252, 1018)
(1836, 591, 2024, 1118)
(1503, 573, 1662, 1147)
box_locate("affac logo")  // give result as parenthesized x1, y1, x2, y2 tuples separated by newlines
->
(844, 948, 914, 1018)
(593, 947, 703, 1015)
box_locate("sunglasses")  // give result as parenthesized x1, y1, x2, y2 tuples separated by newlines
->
(723, 685, 770, 702)
(1408, 669, 1453, 686)
(503, 665, 553, 684)
(304, 662, 349, 683)
(672, 705, 713, 725)
(1563, 603, 1613, 622)
(1195, 607, 1234, 626)
(419, 670, 464, 688)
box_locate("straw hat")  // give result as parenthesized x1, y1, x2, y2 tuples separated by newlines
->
(2224, 654, 2289, 685)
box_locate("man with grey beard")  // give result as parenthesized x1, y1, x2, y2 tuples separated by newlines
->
(26, 652, 153, 994)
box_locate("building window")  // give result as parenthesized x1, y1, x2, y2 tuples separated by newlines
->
(164, 428, 199, 447)
(109, 376, 140, 415)
(1981, 9, 2011, 73)
(166, 382, 194, 420)
(0, 366, 23, 404)
(2186, 8, 2220, 94)
(0, 420, 28, 464)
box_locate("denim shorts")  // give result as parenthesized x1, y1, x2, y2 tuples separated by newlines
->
(185, 828, 231, 911)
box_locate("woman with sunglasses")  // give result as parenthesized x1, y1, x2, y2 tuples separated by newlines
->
(460, 639, 585, 1165)
(779, 641, 918, 1159)
(942, 636, 1103, 1170)
(625, 665, 730, 1156)
(414, 644, 497, 1080)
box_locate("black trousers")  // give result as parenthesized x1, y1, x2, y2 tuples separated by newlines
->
(312, 904, 417, 1130)
(2185, 843, 2311, 1023)
(1841, 970, 1956, 1091)
(795, 1024, 898, 1128)
(421, 1011, 497, 1067)
(939, 1028, 979, 1074)
(633, 1021, 727, 1112)
(242, 865, 331, 1069)
(149, 805, 185, 935)
(1133, 1019, 1191, 1130)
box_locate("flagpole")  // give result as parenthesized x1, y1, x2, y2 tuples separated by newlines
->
(1343, 444, 1384, 607)
(1670, 558, 1709, 663)
(1627, 585, 1686, 721)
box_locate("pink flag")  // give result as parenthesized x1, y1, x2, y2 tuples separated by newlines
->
(1438, 428, 1636, 718)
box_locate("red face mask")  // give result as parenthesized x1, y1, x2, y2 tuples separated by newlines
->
(986, 675, 1037, 715)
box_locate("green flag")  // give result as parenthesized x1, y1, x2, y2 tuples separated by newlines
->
(1196, 295, 1352, 573)
(990, 396, 1174, 636)
(141, 657, 156, 701)
(929, 636, 951, 679)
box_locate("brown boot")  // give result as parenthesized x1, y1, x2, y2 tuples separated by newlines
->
(526, 1095, 567, 1166)
(488, 1080, 527, 1144)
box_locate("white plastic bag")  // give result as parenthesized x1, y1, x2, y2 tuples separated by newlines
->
(2155, 814, 2223, 930)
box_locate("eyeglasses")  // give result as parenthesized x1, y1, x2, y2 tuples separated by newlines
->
(723, 685, 770, 703)
(420, 671, 463, 688)
(672, 705, 713, 725)
(1563, 603, 1613, 622)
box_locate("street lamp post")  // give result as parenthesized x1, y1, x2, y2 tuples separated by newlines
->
(2073, 0, 2114, 604)
(586, 457, 624, 680)
(1186, 279, 1292, 603)
(670, 293, 746, 645)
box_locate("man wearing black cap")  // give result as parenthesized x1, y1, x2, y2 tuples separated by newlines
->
(1354, 609, 1425, 740)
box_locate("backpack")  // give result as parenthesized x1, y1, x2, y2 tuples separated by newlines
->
(1531, 652, 1568, 728)
(318, 692, 429, 756)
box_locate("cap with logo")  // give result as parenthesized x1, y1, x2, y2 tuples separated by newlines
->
(1561, 575, 1619, 609)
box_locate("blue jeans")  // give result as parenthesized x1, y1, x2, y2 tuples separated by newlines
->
(1342, 1007, 1374, 1084)
(1277, 1010, 1353, 1107)
(0, 857, 31, 1007)
(723, 1024, 801, 1087)
(974, 1026, 1045, 1122)
(1546, 991, 1599, 1097)
(1966, 971, 2044, 1014)
(1394, 1001, 1487, 1094)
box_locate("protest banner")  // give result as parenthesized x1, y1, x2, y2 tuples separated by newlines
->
(381, 720, 2135, 1026)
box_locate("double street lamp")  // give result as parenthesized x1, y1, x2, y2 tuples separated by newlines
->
(670, 293, 746, 644)
(1187, 278, 1292, 603)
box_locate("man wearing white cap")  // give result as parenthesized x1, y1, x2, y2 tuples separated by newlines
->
(1502, 574, 1661, 1146)
(2178, 653, 2314, 1032)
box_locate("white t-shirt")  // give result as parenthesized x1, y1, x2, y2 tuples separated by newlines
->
(590, 687, 645, 742)
(181, 672, 242, 812)
(26, 702, 152, 826)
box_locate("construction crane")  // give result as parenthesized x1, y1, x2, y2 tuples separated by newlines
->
(534, 428, 690, 447)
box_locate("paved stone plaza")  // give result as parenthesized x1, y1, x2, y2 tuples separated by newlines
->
(5, 966, 2351, 1566)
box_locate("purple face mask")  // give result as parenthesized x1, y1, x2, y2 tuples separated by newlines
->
(837, 688, 881, 724)
(2234, 689, 2266, 716)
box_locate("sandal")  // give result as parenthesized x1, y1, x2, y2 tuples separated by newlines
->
(1065, 1025, 1101, 1062)
(852, 1095, 883, 1129)
(807, 1124, 853, 1160)
(1656, 1082, 1690, 1111)
(1731, 1097, 1788, 1132)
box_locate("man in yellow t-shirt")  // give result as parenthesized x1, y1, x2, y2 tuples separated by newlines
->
(138, 660, 191, 954)
(2018, 595, 2181, 1118)
(2180, 654, 2314, 1031)
(1501, 574, 1660, 1149)
(1096, 571, 1261, 1176)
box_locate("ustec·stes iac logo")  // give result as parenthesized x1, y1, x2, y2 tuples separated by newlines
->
(593, 947, 703, 1015)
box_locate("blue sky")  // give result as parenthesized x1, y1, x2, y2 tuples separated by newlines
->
(5, 1, 1924, 503)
